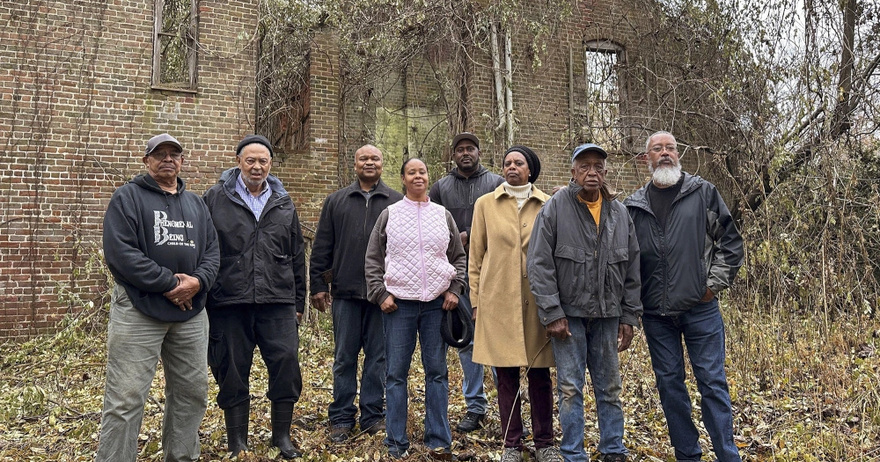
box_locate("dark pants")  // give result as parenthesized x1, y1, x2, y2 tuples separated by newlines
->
(329, 297, 386, 429)
(496, 366, 554, 450)
(207, 303, 302, 409)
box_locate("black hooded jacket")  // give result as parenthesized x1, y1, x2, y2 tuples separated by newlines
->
(103, 174, 220, 322)
(428, 165, 503, 237)
(202, 168, 306, 312)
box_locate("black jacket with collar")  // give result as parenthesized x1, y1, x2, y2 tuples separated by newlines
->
(309, 180, 403, 299)
(203, 168, 306, 312)
(624, 173, 744, 316)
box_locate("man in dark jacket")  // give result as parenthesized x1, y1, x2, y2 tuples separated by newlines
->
(528, 143, 641, 462)
(428, 132, 503, 432)
(202, 135, 307, 459)
(98, 133, 220, 462)
(624, 131, 744, 462)
(309, 145, 402, 442)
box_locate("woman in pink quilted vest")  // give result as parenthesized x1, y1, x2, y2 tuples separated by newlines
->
(365, 158, 468, 460)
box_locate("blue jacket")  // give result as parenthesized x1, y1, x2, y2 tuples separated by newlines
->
(624, 173, 743, 316)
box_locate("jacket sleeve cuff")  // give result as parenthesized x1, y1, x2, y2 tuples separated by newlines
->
(620, 312, 641, 328)
(534, 292, 565, 326)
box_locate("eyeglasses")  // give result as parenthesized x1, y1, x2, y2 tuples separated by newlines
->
(148, 151, 183, 161)
(455, 146, 477, 154)
(574, 163, 606, 174)
(648, 144, 678, 154)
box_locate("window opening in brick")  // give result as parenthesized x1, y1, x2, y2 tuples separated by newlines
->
(152, 0, 198, 91)
(576, 40, 624, 151)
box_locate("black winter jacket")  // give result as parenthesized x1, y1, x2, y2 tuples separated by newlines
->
(429, 166, 503, 237)
(103, 174, 220, 322)
(309, 180, 403, 299)
(624, 173, 743, 316)
(203, 169, 306, 312)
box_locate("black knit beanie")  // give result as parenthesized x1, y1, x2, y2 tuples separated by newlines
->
(504, 145, 541, 183)
(235, 134, 274, 157)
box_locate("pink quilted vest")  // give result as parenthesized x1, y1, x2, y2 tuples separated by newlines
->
(384, 197, 456, 301)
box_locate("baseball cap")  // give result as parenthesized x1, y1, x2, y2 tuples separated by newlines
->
(452, 132, 480, 150)
(145, 133, 183, 155)
(570, 143, 608, 162)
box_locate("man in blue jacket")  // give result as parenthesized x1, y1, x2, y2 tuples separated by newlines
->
(429, 132, 503, 433)
(625, 131, 744, 462)
(203, 135, 307, 459)
(309, 145, 402, 443)
(98, 133, 220, 462)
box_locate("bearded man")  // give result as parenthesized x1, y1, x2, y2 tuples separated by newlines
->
(624, 131, 744, 462)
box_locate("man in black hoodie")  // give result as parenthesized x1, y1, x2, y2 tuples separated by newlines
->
(203, 135, 307, 459)
(429, 132, 503, 433)
(97, 133, 220, 462)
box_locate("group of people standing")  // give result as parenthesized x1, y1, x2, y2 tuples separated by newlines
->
(96, 129, 743, 462)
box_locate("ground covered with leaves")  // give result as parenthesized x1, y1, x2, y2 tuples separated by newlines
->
(1, 300, 879, 461)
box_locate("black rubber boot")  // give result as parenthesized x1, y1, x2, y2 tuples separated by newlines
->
(271, 401, 302, 459)
(224, 401, 250, 457)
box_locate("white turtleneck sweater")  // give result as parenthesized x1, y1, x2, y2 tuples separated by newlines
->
(503, 181, 532, 210)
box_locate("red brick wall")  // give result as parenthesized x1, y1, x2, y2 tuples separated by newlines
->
(0, 0, 257, 339)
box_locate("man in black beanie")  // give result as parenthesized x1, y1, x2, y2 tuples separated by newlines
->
(203, 134, 306, 459)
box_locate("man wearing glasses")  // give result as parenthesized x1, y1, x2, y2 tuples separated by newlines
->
(527, 143, 641, 462)
(98, 133, 220, 461)
(625, 131, 743, 462)
(428, 132, 503, 433)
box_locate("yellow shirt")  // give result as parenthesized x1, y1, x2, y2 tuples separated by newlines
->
(577, 193, 602, 229)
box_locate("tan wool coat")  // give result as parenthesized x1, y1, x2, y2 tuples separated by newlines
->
(469, 184, 554, 368)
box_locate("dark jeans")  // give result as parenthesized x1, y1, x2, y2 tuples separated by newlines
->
(496, 366, 554, 450)
(642, 299, 742, 462)
(329, 297, 386, 429)
(207, 303, 302, 409)
(383, 296, 450, 456)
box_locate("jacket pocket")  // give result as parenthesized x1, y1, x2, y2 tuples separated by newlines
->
(207, 330, 226, 370)
(554, 244, 586, 305)
(605, 247, 630, 295)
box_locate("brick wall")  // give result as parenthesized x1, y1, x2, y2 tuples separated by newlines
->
(0, 0, 258, 339)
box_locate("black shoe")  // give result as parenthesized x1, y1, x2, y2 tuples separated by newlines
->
(455, 411, 485, 433)
(271, 401, 302, 459)
(602, 454, 627, 462)
(362, 420, 385, 435)
(330, 425, 351, 443)
(223, 401, 250, 457)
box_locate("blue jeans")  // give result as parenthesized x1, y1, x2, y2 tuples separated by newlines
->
(552, 316, 626, 461)
(455, 284, 488, 415)
(642, 299, 742, 462)
(96, 286, 208, 462)
(383, 297, 451, 456)
(329, 297, 385, 429)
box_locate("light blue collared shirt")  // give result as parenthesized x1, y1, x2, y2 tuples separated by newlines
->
(235, 173, 272, 221)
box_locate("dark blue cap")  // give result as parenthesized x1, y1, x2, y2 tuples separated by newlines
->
(570, 143, 608, 162)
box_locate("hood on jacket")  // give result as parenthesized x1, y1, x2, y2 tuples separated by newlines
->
(132, 173, 186, 194)
(447, 165, 493, 180)
(218, 167, 290, 197)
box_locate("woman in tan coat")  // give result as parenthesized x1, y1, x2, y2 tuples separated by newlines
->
(469, 146, 561, 462)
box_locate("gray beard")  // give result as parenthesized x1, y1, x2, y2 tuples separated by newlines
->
(650, 164, 682, 187)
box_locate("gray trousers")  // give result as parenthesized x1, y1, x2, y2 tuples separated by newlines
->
(95, 285, 208, 462)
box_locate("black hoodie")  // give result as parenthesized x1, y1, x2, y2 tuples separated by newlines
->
(103, 174, 220, 322)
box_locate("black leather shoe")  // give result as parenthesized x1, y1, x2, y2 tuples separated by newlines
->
(455, 411, 485, 433)
(330, 425, 351, 443)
